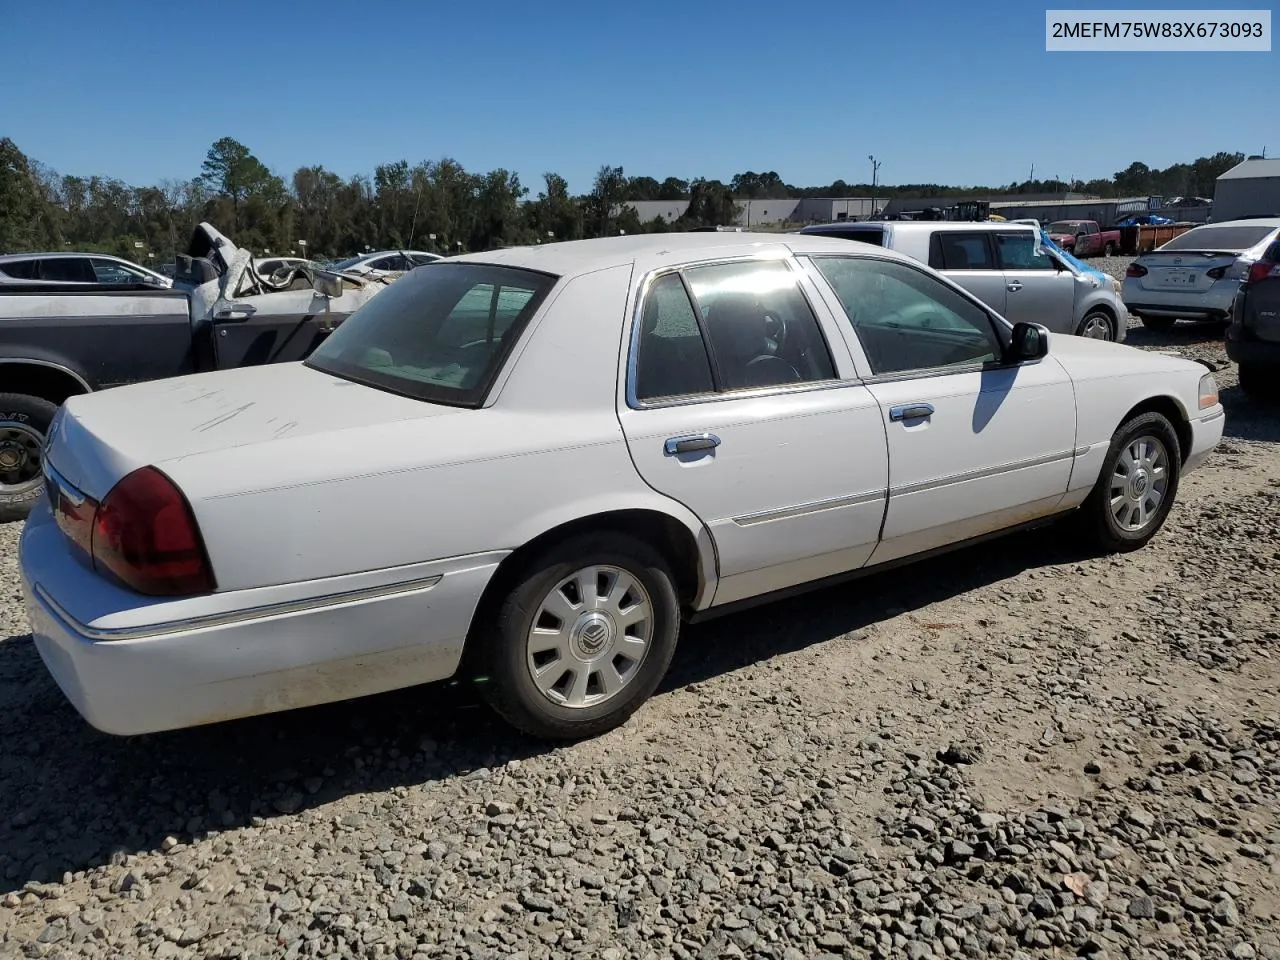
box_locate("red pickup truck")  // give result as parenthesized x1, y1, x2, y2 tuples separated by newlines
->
(1046, 220, 1122, 258)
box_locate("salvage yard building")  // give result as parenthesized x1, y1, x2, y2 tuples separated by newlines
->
(1212, 157, 1280, 222)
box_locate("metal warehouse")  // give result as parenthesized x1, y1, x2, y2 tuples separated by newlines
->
(1212, 158, 1280, 222)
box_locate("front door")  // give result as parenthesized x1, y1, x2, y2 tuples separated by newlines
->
(993, 230, 1079, 331)
(804, 253, 1077, 565)
(212, 289, 354, 368)
(616, 257, 889, 606)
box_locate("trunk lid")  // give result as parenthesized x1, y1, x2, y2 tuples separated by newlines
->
(1131, 250, 1242, 293)
(46, 362, 459, 500)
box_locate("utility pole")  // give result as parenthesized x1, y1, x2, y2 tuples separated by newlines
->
(868, 155, 881, 217)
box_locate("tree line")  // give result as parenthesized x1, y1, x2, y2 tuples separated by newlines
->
(0, 136, 1248, 264)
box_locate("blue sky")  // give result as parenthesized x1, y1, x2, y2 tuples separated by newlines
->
(2, 0, 1274, 194)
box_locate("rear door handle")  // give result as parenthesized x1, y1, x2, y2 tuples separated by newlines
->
(213, 303, 257, 319)
(664, 433, 721, 455)
(1007, 281, 1023, 292)
(889, 403, 934, 422)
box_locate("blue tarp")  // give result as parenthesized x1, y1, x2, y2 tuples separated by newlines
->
(1036, 227, 1113, 283)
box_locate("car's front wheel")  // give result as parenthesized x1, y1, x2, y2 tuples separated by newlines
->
(474, 533, 681, 740)
(1075, 311, 1115, 340)
(1079, 411, 1181, 553)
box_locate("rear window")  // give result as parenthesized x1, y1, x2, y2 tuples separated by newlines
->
(803, 228, 885, 247)
(305, 262, 557, 407)
(0, 259, 38, 279)
(1160, 224, 1277, 253)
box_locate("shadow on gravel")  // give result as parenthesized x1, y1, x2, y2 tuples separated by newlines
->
(1122, 319, 1227, 349)
(1124, 319, 1280, 443)
(0, 525, 1102, 894)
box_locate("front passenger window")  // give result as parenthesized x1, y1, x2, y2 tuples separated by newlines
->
(812, 257, 1001, 376)
(995, 232, 1054, 271)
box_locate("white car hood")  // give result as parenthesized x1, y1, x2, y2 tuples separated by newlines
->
(1047, 332, 1208, 378)
(48, 363, 457, 500)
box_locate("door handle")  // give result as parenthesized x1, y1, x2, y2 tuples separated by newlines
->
(213, 303, 257, 319)
(1006, 281, 1023, 292)
(889, 403, 934, 422)
(664, 433, 721, 456)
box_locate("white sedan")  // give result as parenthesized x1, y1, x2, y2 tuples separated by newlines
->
(19, 233, 1225, 740)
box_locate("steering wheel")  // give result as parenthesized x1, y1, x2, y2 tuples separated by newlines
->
(743, 354, 801, 387)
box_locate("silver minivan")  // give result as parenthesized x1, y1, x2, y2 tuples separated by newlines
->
(797, 221, 1128, 341)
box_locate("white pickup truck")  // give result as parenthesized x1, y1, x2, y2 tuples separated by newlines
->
(0, 223, 397, 521)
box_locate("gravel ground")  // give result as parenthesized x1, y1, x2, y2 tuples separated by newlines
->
(3, 287, 1279, 960)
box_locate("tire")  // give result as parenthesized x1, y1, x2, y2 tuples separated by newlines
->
(1140, 315, 1177, 333)
(1078, 411, 1182, 553)
(472, 532, 681, 740)
(1104, 242, 1116, 257)
(1075, 311, 1116, 341)
(0, 393, 58, 524)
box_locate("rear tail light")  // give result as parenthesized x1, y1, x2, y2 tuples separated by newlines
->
(1206, 265, 1229, 280)
(1247, 260, 1279, 284)
(90, 466, 216, 596)
(1125, 263, 1148, 278)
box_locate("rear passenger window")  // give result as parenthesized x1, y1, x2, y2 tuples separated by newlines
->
(40, 258, 95, 282)
(684, 260, 836, 391)
(929, 233, 996, 271)
(634, 274, 716, 401)
(633, 260, 837, 402)
(994, 232, 1055, 271)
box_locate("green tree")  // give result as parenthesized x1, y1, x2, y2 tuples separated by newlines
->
(657, 177, 689, 200)
(585, 164, 628, 237)
(197, 137, 284, 234)
(680, 178, 737, 227)
(0, 138, 53, 251)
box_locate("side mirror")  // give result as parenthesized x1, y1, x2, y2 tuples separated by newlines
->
(1008, 321, 1050, 363)
(312, 271, 344, 299)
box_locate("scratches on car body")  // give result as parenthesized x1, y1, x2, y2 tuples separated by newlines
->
(194, 402, 255, 432)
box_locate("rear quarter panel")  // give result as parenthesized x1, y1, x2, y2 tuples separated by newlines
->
(163, 264, 718, 598)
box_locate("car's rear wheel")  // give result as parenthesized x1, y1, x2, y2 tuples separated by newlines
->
(1078, 411, 1181, 553)
(474, 533, 681, 740)
(0, 393, 57, 524)
(1140, 315, 1177, 332)
(1076, 311, 1115, 340)
(1104, 242, 1116, 256)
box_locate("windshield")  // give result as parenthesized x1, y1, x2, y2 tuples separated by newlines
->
(332, 255, 370, 271)
(1159, 224, 1278, 253)
(1047, 221, 1082, 234)
(305, 262, 558, 407)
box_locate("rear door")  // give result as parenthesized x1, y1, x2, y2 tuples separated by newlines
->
(37, 258, 96, 284)
(616, 256, 889, 606)
(993, 229, 1077, 332)
(927, 231, 1008, 317)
